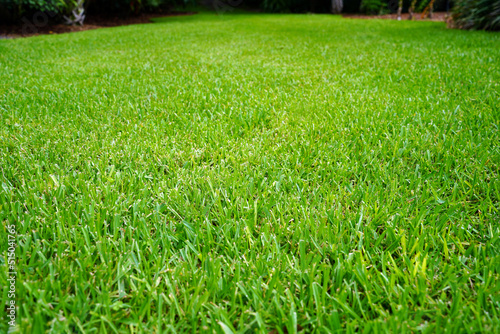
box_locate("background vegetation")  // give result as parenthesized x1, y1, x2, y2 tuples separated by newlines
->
(452, 0, 500, 30)
(2, 0, 499, 31)
(0, 0, 192, 23)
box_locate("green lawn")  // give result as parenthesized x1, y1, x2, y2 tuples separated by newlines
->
(1, 12, 499, 333)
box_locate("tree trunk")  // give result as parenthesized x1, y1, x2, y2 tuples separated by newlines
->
(409, 0, 418, 20)
(331, 0, 343, 14)
(397, 0, 403, 20)
(429, 0, 435, 18)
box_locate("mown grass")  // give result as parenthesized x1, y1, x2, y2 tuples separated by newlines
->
(0, 11, 499, 333)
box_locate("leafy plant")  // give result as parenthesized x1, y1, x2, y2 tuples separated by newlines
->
(259, 0, 333, 13)
(0, 0, 76, 15)
(452, 0, 500, 30)
(360, 0, 385, 14)
(417, 0, 431, 11)
(261, 0, 292, 12)
(0, 0, 78, 23)
(63, 0, 84, 25)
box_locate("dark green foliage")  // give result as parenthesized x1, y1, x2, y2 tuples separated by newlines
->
(344, 0, 363, 12)
(0, 0, 75, 22)
(360, 0, 385, 14)
(0, 0, 187, 23)
(85, 0, 179, 15)
(417, 0, 431, 11)
(261, 0, 291, 12)
(257, 0, 449, 14)
(260, 0, 332, 13)
(452, 0, 500, 30)
(0, 0, 73, 13)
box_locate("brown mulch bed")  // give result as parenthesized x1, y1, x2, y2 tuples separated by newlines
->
(343, 12, 449, 22)
(0, 11, 450, 39)
(0, 11, 196, 39)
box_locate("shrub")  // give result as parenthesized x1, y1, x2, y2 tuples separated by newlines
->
(0, 0, 76, 23)
(260, 0, 291, 12)
(85, 0, 179, 15)
(452, 0, 500, 30)
(260, 0, 337, 13)
(360, 0, 385, 14)
(19, 0, 73, 13)
(0, 0, 190, 22)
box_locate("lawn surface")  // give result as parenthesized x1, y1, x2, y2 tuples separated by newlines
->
(1, 12, 499, 333)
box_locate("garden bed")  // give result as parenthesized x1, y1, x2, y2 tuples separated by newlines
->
(0, 11, 195, 39)
(343, 11, 448, 22)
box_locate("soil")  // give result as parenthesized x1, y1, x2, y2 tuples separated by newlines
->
(343, 11, 449, 22)
(0, 12, 196, 39)
(0, 11, 450, 39)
